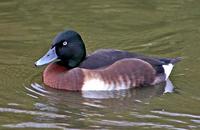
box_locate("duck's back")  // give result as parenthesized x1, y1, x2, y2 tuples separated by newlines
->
(80, 49, 167, 72)
(80, 49, 139, 69)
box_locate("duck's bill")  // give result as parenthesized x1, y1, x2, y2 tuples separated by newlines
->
(35, 47, 58, 67)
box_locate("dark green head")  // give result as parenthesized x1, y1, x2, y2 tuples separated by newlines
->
(35, 30, 86, 68)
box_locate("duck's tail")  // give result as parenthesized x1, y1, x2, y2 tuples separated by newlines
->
(162, 57, 182, 80)
(170, 57, 183, 64)
(158, 57, 183, 65)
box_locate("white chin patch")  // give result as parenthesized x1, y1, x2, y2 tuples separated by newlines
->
(162, 63, 174, 80)
(35, 47, 58, 66)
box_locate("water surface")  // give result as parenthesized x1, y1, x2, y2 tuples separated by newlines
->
(0, 0, 200, 129)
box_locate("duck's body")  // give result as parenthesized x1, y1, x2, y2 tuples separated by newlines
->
(35, 30, 181, 91)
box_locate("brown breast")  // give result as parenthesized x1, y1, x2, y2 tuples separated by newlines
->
(43, 63, 84, 91)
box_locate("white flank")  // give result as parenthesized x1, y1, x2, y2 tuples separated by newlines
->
(162, 63, 174, 80)
(82, 78, 129, 91)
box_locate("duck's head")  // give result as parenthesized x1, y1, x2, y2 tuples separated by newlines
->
(35, 30, 86, 68)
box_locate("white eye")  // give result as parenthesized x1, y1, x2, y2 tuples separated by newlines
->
(63, 41, 68, 46)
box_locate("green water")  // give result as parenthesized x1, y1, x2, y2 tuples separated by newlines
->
(0, 0, 200, 129)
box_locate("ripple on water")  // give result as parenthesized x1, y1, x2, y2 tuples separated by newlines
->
(95, 120, 187, 130)
(0, 107, 66, 118)
(26, 78, 174, 100)
(3, 122, 70, 129)
(151, 110, 200, 119)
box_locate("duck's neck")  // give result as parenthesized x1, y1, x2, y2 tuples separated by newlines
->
(60, 54, 86, 68)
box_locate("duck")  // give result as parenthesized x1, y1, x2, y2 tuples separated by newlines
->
(35, 30, 181, 91)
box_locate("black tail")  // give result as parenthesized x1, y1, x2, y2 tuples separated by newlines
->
(158, 57, 182, 65)
(170, 57, 183, 64)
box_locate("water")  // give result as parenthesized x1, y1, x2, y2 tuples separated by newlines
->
(0, 0, 200, 129)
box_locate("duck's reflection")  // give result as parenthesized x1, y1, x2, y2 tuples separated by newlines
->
(82, 79, 174, 99)
(27, 79, 174, 100)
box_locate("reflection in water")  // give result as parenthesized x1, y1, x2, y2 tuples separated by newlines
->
(163, 79, 174, 94)
(27, 79, 174, 99)
(82, 79, 174, 99)
(24, 80, 175, 113)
